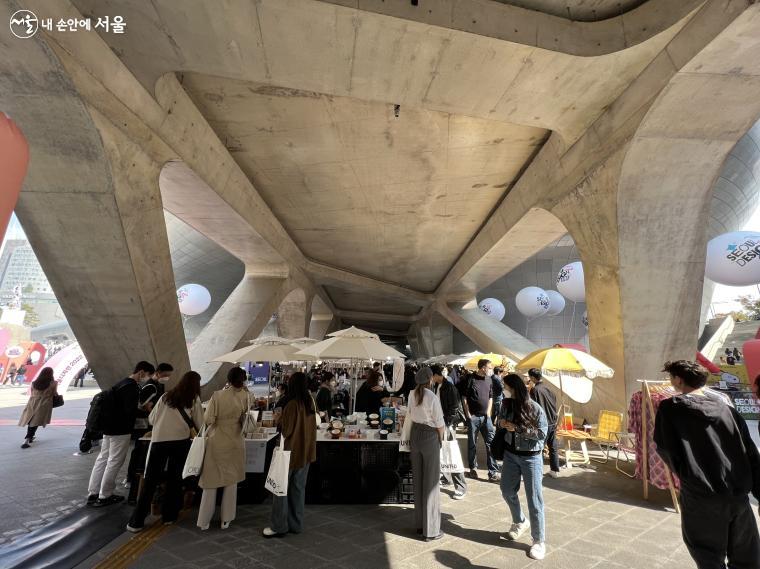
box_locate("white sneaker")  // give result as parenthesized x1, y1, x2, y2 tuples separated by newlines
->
(546, 470, 559, 479)
(529, 541, 546, 560)
(506, 519, 530, 540)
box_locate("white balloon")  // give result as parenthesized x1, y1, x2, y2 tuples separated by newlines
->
(478, 298, 506, 321)
(556, 262, 585, 302)
(705, 231, 760, 286)
(582, 310, 589, 329)
(545, 290, 566, 316)
(515, 287, 550, 318)
(177, 283, 211, 316)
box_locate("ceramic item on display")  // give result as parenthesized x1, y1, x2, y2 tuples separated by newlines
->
(379, 430, 388, 440)
(370, 420, 380, 429)
(331, 429, 341, 439)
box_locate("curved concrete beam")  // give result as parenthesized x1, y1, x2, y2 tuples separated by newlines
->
(616, 3, 760, 398)
(322, 0, 702, 57)
(436, 0, 753, 303)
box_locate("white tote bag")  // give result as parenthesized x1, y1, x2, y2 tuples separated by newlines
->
(399, 417, 413, 453)
(182, 424, 207, 479)
(440, 427, 465, 474)
(265, 435, 291, 496)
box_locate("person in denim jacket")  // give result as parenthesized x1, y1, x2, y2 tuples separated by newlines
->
(498, 373, 548, 560)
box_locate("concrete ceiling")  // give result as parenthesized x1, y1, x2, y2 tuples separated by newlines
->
(183, 73, 547, 292)
(324, 286, 421, 316)
(55, 0, 699, 325)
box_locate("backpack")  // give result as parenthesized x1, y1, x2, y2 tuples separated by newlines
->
(86, 388, 116, 433)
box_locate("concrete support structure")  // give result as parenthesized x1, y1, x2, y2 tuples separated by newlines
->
(276, 289, 313, 339)
(191, 275, 295, 397)
(4, 0, 760, 418)
(438, 303, 540, 361)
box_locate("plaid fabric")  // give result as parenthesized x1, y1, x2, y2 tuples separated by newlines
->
(628, 390, 680, 491)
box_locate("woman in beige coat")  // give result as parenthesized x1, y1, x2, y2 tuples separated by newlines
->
(197, 367, 249, 530)
(19, 367, 58, 449)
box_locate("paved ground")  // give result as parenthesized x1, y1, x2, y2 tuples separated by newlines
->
(0, 383, 104, 543)
(2, 386, 758, 568)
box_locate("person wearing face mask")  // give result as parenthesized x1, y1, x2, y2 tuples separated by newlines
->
(87, 361, 155, 507)
(498, 373, 549, 560)
(126, 363, 174, 498)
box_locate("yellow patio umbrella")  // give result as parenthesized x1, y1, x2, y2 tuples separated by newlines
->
(516, 345, 613, 407)
(463, 353, 517, 372)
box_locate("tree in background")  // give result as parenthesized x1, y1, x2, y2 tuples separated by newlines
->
(735, 295, 760, 321)
(22, 283, 33, 294)
(21, 302, 39, 328)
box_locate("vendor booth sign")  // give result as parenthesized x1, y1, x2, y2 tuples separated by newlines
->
(249, 362, 270, 385)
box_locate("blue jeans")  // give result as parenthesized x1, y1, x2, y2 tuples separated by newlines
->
(271, 464, 310, 534)
(500, 451, 545, 543)
(467, 415, 498, 476)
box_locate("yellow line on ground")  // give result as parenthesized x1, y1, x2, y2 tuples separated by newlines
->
(92, 518, 173, 569)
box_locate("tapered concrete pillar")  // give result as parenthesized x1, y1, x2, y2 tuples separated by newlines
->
(15, 109, 189, 388)
(309, 314, 336, 340)
(431, 313, 454, 356)
(276, 288, 311, 339)
(192, 275, 295, 397)
(437, 302, 538, 360)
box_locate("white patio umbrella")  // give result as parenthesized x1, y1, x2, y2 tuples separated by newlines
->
(294, 326, 405, 413)
(450, 351, 483, 366)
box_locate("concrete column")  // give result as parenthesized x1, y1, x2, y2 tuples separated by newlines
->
(431, 313, 454, 356)
(192, 275, 295, 397)
(437, 302, 539, 360)
(309, 314, 336, 340)
(551, 146, 628, 419)
(16, 109, 189, 388)
(407, 324, 424, 360)
(276, 288, 311, 339)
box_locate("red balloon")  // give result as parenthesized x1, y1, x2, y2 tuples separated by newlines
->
(0, 113, 29, 241)
(742, 339, 760, 388)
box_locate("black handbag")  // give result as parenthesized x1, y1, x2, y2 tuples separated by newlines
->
(52, 394, 64, 408)
(491, 427, 508, 460)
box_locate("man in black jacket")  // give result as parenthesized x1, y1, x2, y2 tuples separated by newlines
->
(460, 359, 499, 481)
(432, 364, 467, 499)
(87, 361, 155, 507)
(528, 368, 559, 477)
(655, 360, 760, 569)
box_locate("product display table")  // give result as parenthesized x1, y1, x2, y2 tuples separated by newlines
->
(239, 431, 413, 505)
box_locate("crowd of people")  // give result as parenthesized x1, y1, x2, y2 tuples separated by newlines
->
(14, 355, 760, 567)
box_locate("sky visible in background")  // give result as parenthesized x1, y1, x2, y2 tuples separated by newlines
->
(1, 208, 759, 313)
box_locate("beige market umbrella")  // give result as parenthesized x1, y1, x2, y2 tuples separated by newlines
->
(294, 326, 405, 413)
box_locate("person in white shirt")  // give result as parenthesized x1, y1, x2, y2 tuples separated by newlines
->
(408, 367, 445, 541)
(126, 371, 204, 532)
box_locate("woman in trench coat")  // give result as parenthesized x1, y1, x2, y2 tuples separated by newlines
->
(18, 367, 58, 448)
(196, 366, 250, 530)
